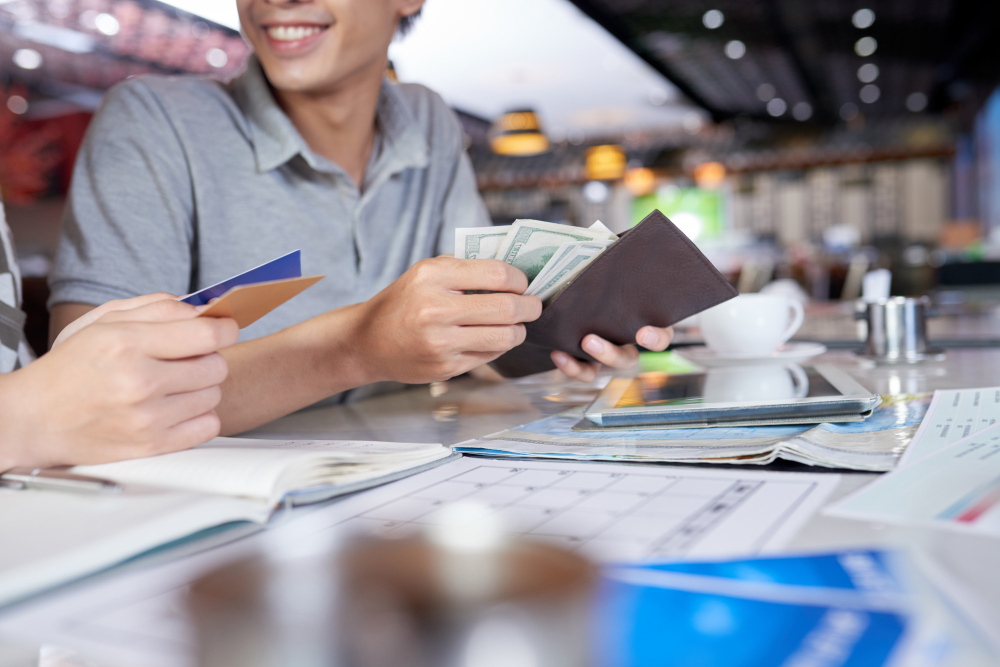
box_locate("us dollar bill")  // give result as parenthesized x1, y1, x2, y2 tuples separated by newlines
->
(526, 222, 617, 289)
(524, 240, 578, 291)
(528, 240, 613, 302)
(493, 219, 612, 282)
(588, 220, 619, 240)
(455, 225, 513, 259)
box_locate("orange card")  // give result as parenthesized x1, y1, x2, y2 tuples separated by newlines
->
(196, 275, 324, 328)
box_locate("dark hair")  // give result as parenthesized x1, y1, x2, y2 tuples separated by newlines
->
(397, 8, 423, 36)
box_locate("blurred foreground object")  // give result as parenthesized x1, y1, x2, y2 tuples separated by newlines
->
(189, 507, 596, 667)
(598, 549, 998, 667)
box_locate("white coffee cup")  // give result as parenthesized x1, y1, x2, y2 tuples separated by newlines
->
(703, 364, 809, 403)
(699, 294, 804, 357)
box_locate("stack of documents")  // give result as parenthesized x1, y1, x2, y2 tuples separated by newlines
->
(455, 393, 931, 471)
(599, 549, 998, 666)
(826, 386, 1000, 536)
(456, 220, 617, 302)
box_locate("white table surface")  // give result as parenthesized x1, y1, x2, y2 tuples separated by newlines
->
(2, 346, 1000, 664)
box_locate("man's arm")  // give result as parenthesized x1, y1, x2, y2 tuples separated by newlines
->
(52, 258, 542, 436)
(214, 257, 539, 434)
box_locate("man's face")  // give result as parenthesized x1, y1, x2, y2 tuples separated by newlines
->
(237, 0, 420, 94)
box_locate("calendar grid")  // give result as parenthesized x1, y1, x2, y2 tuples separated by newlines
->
(344, 463, 816, 561)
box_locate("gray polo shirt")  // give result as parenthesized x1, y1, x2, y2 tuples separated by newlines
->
(50, 57, 490, 342)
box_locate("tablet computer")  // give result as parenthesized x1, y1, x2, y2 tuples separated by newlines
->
(583, 364, 881, 428)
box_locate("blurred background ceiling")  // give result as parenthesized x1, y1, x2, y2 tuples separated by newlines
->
(0, 0, 247, 116)
(3, 0, 1000, 133)
(570, 0, 1000, 126)
(386, 0, 702, 143)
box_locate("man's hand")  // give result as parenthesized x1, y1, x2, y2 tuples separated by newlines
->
(349, 256, 542, 384)
(0, 298, 238, 471)
(550, 326, 674, 383)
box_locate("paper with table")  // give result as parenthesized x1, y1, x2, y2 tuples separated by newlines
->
(455, 393, 931, 471)
(0, 437, 452, 608)
(332, 457, 839, 562)
(181, 249, 324, 328)
(0, 457, 840, 667)
(826, 420, 1000, 536)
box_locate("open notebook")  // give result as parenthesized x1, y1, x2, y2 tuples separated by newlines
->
(0, 438, 453, 608)
(72, 437, 455, 507)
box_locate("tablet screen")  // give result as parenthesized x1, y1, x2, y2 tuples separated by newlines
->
(614, 367, 844, 409)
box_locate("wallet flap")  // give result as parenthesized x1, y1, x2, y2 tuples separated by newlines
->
(490, 209, 738, 377)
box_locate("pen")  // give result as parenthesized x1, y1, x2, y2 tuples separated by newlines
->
(0, 467, 123, 495)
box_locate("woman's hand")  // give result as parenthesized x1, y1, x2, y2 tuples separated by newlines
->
(0, 298, 238, 471)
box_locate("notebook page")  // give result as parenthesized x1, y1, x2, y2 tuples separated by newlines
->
(0, 487, 266, 606)
(71, 438, 447, 503)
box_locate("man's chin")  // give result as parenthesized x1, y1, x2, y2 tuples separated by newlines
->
(259, 61, 330, 95)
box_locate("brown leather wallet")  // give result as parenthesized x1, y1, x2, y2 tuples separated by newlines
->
(489, 209, 739, 377)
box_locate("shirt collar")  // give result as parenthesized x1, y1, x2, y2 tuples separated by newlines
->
(233, 55, 429, 176)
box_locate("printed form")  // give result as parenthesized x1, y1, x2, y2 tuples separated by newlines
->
(828, 421, 1000, 535)
(0, 457, 839, 667)
(901, 386, 1000, 465)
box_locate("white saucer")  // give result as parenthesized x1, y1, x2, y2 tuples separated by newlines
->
(676, 342, 828, 368)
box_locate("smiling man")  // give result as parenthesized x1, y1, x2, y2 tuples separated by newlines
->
(49, 0, 673, 434)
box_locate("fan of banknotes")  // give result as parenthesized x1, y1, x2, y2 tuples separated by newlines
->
(455, 220, 618, 303)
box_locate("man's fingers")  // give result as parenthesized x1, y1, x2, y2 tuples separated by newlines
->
(636, 325, 674, 351)
(451, 324, 527, 353)
(551, 351, 599, 383)
(451, 293, 542, 325)
(449, 259, 529, 294)
(129, 317, 239, 359)
(581, 334, 640, 369)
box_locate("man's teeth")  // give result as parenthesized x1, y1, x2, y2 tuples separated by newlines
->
(267, 25, 323, 42)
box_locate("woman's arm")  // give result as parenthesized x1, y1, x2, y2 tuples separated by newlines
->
(1, 298, 237, 472)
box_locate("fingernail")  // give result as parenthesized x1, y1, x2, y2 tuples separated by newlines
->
(552, 351, 569, 366)
(640, 329, 657, 348)
(583, 337, 604, 355)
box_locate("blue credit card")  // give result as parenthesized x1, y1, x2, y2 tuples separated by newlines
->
(181, 250, 302, 306)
